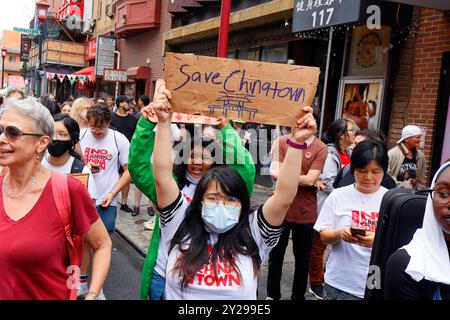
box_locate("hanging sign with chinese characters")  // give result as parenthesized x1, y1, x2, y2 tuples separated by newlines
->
(292, 0, 378, 33)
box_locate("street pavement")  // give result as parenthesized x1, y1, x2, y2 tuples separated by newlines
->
(112, 183, 319, 300)
(103, 233, 144, 300)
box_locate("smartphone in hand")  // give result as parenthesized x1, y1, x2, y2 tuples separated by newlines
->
(350, 227, 366, 237)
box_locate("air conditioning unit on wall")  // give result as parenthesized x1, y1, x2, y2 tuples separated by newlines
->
(106, 4, 115, 18)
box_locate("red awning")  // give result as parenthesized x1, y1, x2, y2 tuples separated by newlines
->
(73, 66, 95, 76)
(127, 66, 151, 79)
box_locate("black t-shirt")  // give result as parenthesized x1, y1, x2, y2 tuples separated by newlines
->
(397, 153, 418, 182)
(385, 248, 450, 300)
(110, 113, 138, 142)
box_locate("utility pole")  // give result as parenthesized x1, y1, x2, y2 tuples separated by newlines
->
(217, 0, 231, 58)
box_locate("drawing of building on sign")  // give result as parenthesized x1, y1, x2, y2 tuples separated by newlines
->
(208, 92, 258, 120)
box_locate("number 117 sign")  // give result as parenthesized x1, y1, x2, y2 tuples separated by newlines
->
(292, 0, 376, 33)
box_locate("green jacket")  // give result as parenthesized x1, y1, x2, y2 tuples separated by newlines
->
(128, 118, 256, 300)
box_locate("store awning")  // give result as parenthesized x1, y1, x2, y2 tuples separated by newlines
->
(127, 66, 151, 80)
(73, 66, 95, 76)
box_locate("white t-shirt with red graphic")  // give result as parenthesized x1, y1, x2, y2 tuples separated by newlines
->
(314, 184, 388, 298)
(153, 184, 196, 278)
(80, 128, 130, 207)
(160, 192, 283, 300)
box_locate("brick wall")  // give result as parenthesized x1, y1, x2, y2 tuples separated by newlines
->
(119, 0, 172, 97)
(388, 8, 450, 184)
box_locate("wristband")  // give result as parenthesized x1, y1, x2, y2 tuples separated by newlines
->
(287, 139, 307, 150)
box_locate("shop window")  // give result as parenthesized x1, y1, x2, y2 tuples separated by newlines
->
(8, 56, 16, 63)
(261, 45, 288, 63)
(237, 47, 260, 61)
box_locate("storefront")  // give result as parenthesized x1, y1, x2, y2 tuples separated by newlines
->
(124, 66, 151, 101)
(165, 0, 449, 185)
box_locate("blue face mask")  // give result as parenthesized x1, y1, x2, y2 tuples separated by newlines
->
(201, 202, 240, 234)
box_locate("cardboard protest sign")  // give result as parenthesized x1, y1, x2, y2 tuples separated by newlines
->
(163, 53, 320, 127)
(147, 111, 220, 125)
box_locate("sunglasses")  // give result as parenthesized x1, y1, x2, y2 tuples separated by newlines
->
(0, 126, 44, 141)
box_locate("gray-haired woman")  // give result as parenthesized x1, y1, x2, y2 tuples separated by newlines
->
(0, 98, 111, 300)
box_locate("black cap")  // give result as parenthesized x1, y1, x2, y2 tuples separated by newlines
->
(116, 95, 132, 108)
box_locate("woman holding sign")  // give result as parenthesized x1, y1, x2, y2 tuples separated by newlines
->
(128, 81, 256, 300)
(151, 82, 317, 299)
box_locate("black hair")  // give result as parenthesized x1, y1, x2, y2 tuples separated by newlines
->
(139, 95, 150, 106)
(311, 103, 320, 123)
(350, 140, 389, 175)
(86, 103, 111, 127)
(323, 118, 350, 153)
(356, 129, 387, 145)
(169, 166, 260, 289)
(42, 95, 60, 115)
(173, 137, 222, 189)
(53, 113, 82, 160)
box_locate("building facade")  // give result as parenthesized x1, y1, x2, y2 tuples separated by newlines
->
(388, 7, 450, 181)
(117, 0, 168, 100)
(0, 30, 25, 90)
(163, 0, 450, 185)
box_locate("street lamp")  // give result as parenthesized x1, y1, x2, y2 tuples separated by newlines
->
(35, 0, 50, 98)
(1, 47, 7, 89)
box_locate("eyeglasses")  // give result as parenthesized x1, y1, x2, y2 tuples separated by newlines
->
(202, 195, 241, 208)
(0, 126, 44, 141)
(90, 127, 108, 135)
(425, 188, 450, 205)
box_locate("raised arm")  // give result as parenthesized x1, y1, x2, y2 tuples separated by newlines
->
(219, 120, 256, 196)
(153, 82, 180, 208)
(262, 107, 317, 226)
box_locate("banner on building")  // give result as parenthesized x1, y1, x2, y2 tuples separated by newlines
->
(8, 76, 25, 89)
(95, 36, 116, 77)
(86, 38, 97, 61)
(20, 34, 32, 62)
(292, 0, 377, 33)
(57, 74, 67, 83)
(337, 78, 384, 130)
(163, 53, 320, 127)
(346, 25, 391, 77)
(103, 69, 128, 82)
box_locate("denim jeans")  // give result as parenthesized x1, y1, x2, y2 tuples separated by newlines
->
(96, 205, 117, 233)
(323, 283, 363, 300)
(148, 270, 166, 300)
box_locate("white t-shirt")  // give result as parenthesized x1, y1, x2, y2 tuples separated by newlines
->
(153, 183, 197, 278)
(160, 192, 283, 300)
(314, 184, 388, 298)
(41, 153, 98, 200)
(80, 128, 130, 207)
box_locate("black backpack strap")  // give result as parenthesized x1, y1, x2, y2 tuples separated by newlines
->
(70, 157, 85, 174)
(80, 128, 88, 141)
(113, 130, 121, 167)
